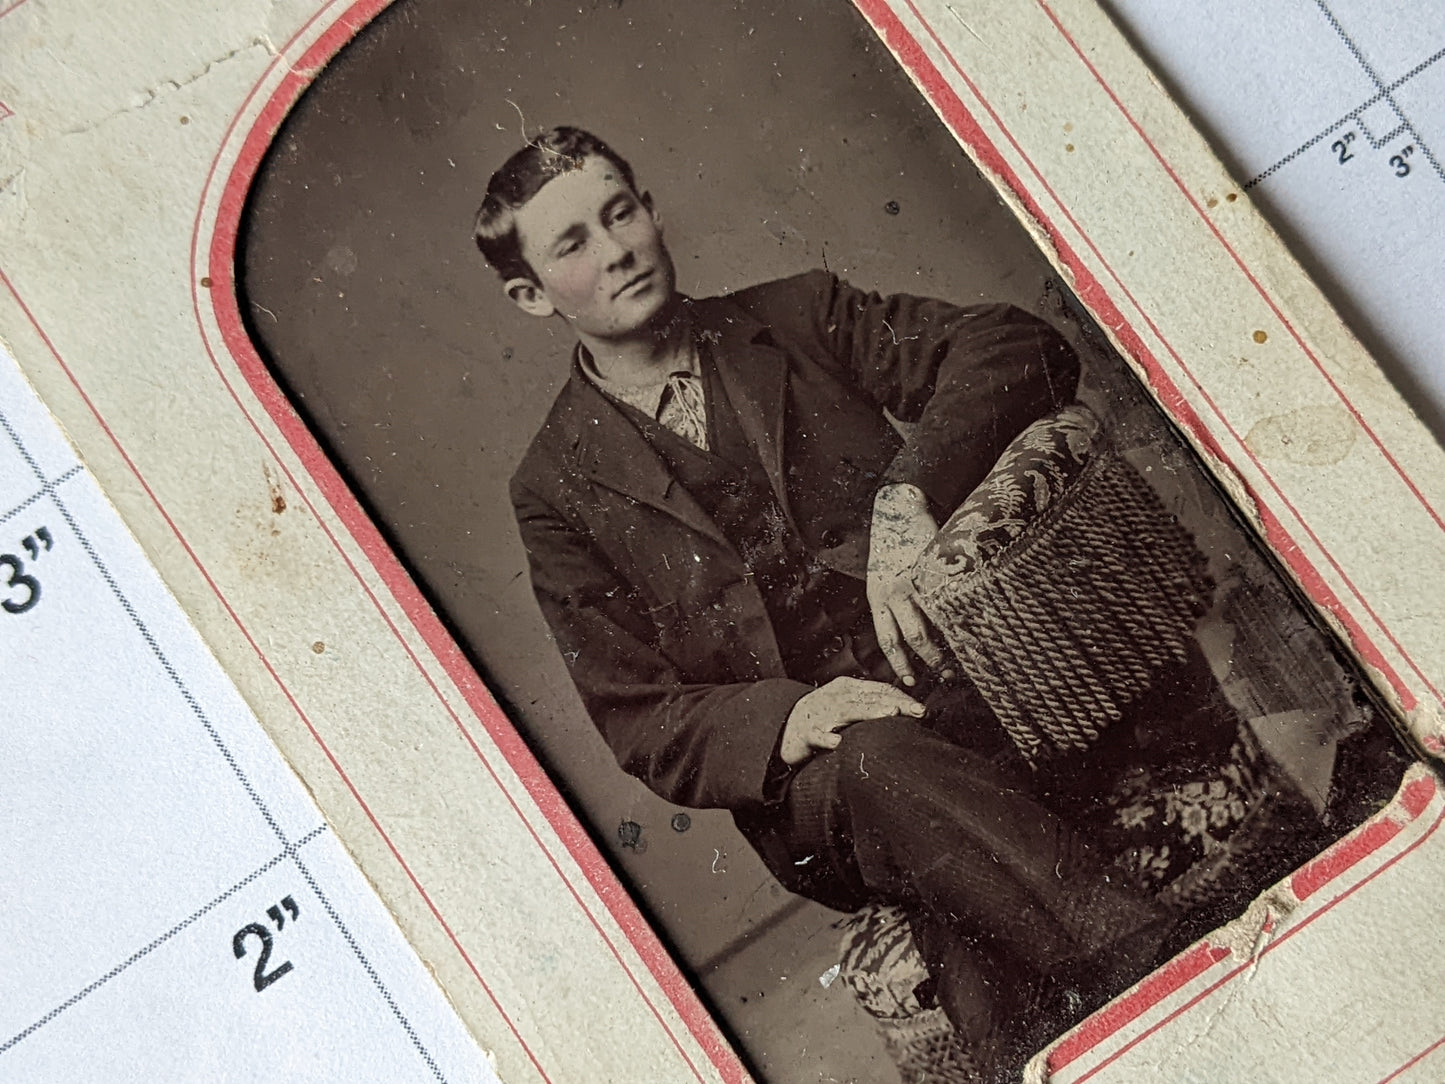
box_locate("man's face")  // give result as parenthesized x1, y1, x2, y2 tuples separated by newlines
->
(509, 155, 676, 340)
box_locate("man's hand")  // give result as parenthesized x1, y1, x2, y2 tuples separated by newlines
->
(868, 482, 953, 687)
(780, 677, 926, 765)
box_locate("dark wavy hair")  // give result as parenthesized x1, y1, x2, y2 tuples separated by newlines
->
(473, 126, 639, 282)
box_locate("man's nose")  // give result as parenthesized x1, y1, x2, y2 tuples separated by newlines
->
(602, 230, 635, 271)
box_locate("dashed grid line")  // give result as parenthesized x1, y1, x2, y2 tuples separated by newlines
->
(0, 826, 328, 1055)
(1313, 0, 1445, 182)
(0, 403, 289, 843)
(0, 463, 82, 526)
(0, 393, 449, 1080)
(1246, 14, 1445, 188)
(291, 853, 448, 1083)
(1363, 120, 1411, 152)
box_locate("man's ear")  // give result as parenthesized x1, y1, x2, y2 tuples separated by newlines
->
(504, 277, 556, 319)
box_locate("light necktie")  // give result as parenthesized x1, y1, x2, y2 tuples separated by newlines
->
(657, 371, 710, 451)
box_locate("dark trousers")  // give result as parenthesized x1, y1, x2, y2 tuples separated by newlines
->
(736, 679, 1166, 982)
(734, 647, 1246, 1075)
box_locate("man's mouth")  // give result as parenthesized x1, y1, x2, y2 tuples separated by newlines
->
(613, 269, 654, 299)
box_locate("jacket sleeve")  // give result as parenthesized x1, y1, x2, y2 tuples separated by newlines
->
(810, 273, 1081, 515)
(511, 476, 812, 811)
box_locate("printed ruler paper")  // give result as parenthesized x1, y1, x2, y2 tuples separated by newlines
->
(2, 0, 1444, 1082)
(0, 348, 495, 1082)
(1106, 0, 1445, 431)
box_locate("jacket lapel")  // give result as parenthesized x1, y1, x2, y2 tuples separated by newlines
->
(559, 363, 733, 550)
(694, 300, 796, 529)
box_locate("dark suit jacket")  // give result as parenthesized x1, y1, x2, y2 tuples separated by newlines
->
(510, 270, 1079, 815)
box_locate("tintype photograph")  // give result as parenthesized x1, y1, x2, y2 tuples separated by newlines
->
(236, 1, 1413, 1079)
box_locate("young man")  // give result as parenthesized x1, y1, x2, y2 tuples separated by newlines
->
(478, 126, 1174, 1066)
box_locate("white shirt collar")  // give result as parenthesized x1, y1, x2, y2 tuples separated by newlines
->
(576, 340, 702, 419)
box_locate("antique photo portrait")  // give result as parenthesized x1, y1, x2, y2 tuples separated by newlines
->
(237, 1, 1413, 1079)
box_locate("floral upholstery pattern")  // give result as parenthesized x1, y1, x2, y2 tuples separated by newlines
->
(837, 904, 980, 1083)
(836, 723, 1314, 1083)
(917, 403, 1101, 579)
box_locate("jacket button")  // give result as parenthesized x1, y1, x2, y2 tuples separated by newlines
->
(820, 528, 843, 548)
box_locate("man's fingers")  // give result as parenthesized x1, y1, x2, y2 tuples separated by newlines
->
(870, 686, 927, 717)
(877, 594, 952, 680)
(812, 730, 844, 752)
(845, 682, 925, 719)
(893, 597, 951, 674)
(872, 606, 916, 686)
(818, 712, 861, 735)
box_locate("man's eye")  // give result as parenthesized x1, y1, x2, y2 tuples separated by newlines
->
(611, 204, 635, 223)
(557, 240, 582, 257)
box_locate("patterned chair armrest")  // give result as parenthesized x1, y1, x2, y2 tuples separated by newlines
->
(912, 403, 1214, 765)
(836, 904, 980, 1083)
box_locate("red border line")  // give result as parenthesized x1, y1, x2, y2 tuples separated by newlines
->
(3, 0, 1433, 1080)
(845, 0, 1445, 1068)
(0, 263, 556, 1083)
(1049, 776, 1438, 1070)
(1292, 773, 1437, 899)
(199, 0, 1434, 1076)
(862, 0, 1439, 711)
(1060, 791, 1445, 1080)
(189, 2, 735, 1081)
(1, 1, 729, 1081)
(0, 0, 30, 21)
(1380, 1032, 1445, 1084)
(899, 0, 1439, 708)
(1035, 0, 1445, 537)
(1049, 940, 1232, 1065)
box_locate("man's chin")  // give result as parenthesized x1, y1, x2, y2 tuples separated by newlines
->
(616, 289, 682, 337)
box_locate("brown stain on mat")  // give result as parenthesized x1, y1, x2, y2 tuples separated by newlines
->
(1245, 405, 1358, 467)
(264, 462, 287, 515)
